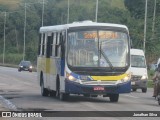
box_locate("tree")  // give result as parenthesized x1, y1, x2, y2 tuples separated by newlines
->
(125, 0, 160, 63)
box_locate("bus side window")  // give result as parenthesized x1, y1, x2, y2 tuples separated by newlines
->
(61, 32, 65, 58)
(55, 33, 60, 57)
(52, 33, 56, 57)
(42, 33, 45, 56)
(50, 33, 54, 56)
(39, 34, 43, 56)
(46, 33, 52, 58)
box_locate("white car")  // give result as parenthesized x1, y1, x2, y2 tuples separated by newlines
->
(130, 49, 148, 93)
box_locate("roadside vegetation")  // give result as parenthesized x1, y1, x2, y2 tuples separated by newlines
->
(0, 0, 160, 66)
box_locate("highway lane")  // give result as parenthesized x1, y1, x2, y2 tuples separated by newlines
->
(0, 66, 160, 120)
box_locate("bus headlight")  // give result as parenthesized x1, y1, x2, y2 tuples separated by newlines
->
(116, 73, 131, 84)
(122, 75, 130, 82)
(66, 72, 79, 82)
(68, 75, 76, 81)
(141, 75, 147, 80)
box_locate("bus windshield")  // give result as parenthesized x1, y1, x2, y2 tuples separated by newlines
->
(67, 30, 129, 68)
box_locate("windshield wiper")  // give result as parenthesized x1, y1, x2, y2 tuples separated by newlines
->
(99, 43, 114, 70)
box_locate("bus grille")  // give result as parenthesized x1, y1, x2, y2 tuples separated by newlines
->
(80, 80, 116, 85)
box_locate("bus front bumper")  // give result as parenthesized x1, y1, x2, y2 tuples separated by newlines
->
(65, 79, 131, 95)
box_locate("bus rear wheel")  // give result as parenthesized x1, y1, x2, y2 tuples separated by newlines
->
(109, 94, 119, 102)
(56, 76, 60, 97)
(50, 91, 56, 97)
(41, 81, 49, 96)
(40, 75, 49, 96)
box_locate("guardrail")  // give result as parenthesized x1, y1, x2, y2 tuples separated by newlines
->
(0, 63, 37, 72)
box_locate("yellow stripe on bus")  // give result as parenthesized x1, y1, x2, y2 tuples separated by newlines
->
(46, 58, 50, 73)
(91, 73, 127, 81)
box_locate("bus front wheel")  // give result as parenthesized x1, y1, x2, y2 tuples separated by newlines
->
(109, 94, 119, 102)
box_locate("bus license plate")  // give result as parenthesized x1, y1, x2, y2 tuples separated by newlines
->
(94, 86, 104, 91)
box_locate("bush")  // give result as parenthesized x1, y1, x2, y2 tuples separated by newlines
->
(0, 53, 23, 64)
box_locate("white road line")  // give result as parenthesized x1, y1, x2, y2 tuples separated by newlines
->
(0, 95, 18, 111)
(123, 94, 139, 99)
(0, 83, 8, 86)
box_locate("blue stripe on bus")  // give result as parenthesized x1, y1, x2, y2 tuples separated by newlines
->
(65, 80, 131, 94)
(70, 72, 79, 79)
(61, 59, 65, 76)
(70, 72, 92, 80)
(55, 58, 65, 76)
(117, 81, 131, 93)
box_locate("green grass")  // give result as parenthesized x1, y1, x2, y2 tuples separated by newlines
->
(147, 80, 154, 88)
(147, 70, 155, 88)
(0, 53, 23, 64)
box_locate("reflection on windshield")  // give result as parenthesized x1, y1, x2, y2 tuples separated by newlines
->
(67, 30, 128, 68)
(131, 55, 146, 68)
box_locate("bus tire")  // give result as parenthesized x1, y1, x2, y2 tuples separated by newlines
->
(40, 74, 49, 97)
(109, 94, 119, 102)
(50, 91, 56, 97)
(56, 75, 60, 97)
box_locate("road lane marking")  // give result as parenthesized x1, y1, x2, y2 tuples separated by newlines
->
(123, 94, 139, 99)
(0, 83, 8, 86)
(0, 95, 18, 111)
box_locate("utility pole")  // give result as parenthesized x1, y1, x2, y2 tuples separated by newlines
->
(95, 0, 99, 22)
(23, 3, 26, 61)
(67, 0, 70, 23)
(143, 0, 148, 54)
(15, 28, 19, 53)
(3, 12, 6, 64)
(42, 0, 44, 26)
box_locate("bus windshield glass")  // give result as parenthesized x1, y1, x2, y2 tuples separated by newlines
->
(67, 30, 129, 68)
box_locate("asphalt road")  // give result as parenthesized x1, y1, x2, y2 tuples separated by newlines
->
(0, 66, 159, 120)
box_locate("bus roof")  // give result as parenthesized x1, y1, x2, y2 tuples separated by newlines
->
(40, 20, 129, 33)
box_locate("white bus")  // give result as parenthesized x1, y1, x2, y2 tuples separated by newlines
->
(37, 21, 131, 102)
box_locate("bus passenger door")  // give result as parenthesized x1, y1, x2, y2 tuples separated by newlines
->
(49, 32, 59, 91)
(45, 33, 52, 89)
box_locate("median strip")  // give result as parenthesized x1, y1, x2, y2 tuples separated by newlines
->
(0, 95, 18, 111)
